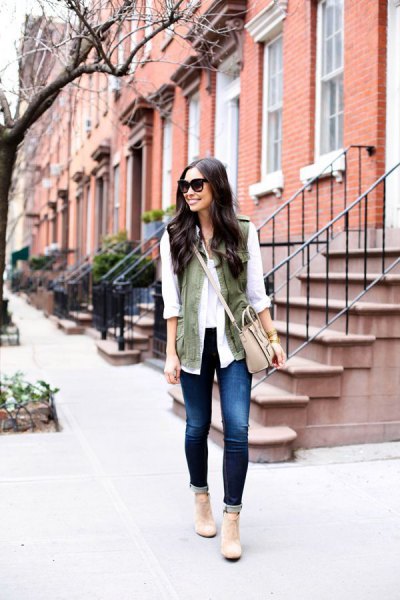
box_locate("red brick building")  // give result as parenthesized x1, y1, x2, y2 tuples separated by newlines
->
(21, 0, 399, 261)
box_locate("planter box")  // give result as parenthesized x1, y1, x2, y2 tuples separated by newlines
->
(144, 221, 165, 240)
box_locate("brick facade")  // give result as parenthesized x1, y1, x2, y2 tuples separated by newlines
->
(25, 0, 392, 262)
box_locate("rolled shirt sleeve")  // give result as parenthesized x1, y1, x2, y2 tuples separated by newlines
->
(246, 221, 272, 313)
(160, 230, 182, 319)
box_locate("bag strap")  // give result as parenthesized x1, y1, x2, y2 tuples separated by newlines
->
(192, 245, 241, 333)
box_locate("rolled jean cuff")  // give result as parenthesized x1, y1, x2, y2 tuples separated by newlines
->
(224, 503, 242, 513)
(190, 483, 209, 493)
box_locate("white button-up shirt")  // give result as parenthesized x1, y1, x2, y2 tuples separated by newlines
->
(160, 221, 271, 375)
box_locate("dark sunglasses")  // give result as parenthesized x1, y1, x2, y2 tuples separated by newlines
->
(177, 178, 209, 194)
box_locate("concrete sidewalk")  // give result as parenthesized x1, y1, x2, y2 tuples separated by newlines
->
(1, 293, 400, 600)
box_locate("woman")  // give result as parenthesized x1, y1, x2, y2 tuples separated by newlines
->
(161, 157, 285, 560)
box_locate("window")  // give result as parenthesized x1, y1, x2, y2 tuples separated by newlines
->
(187, 94, 200, 163)
(162, 118, 173, 210)
(214, 55, 240, 193)
(113, 165, 120, 234)
(86, 184, 92, 255)
(318, 0, 344, 155)
(263, 36, 283, 174)
(144, 0, 152, 57)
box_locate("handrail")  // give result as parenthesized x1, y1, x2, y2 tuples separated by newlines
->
(113, 237, 161, 284)
(253, 159, 400, 389)
(256, 145, 374, 234)
(99, 223, 164, 283)
(266, 158, 400, 280)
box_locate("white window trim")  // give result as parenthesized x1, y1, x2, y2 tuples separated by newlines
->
(262, 36, 283, 176)
(249, 170, 284, 203)
(187, 93, 200, 163)
(214, 55, 241, 193)
(300, 0, 345, 185)
(246, 4, 285, 201)
(162, 118, 173, 210)
(245, 2, 287, 43)
(300, 148, 345, 185)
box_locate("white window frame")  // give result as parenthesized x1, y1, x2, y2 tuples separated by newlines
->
(385, 0, 400, 227)
(301, 0, 345, 183)
(246, 3, 286, 201)
(263, 35, 283, 175)
(214, 54, 241, 194)
(316, 0, 344, 157)
(162, 118, 173, 210)
(187, 93, 200, 163)
(144, 0, 152, 58)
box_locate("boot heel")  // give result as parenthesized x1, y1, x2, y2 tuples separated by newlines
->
(221, 512, 241, 560)
(194, 493, 217, 538)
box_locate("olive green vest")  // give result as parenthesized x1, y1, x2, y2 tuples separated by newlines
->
(176, 216, 250, 370)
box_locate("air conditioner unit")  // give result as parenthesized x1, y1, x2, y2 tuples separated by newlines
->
(109, 76, 121, 92)
(84, 118, 92, 133)
(50, 163, 62, 177)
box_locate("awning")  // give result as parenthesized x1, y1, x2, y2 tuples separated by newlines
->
(11, 245, 30, 268)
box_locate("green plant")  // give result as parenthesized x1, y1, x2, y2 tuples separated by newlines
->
(0, 371, 59, 409)
(101, 230, 128, 249)
(92, 251, 127, 283)
(141, 209, 165, 223)
(92, 251, 156, 286)
(29, 255, 52, 271)
(164, 204, 176, 217)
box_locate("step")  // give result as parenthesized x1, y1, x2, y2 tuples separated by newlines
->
(271, 314, 376, 366)
(123, 315, 154, 336)
(250, 381, 310, 428)
(211, 376, 309, 428)
(96, 340, 141, 366)
(169, 386, 297, 463)
(275, 296, 400, 338)
(298, 272, 400, 303)
(322, 247, 400, 274)
(70, 311, 93, 325)
(107, 327, 150, 350)
(57, 319, 85, 335)
(137, 302, 155, 315)
(267, 355, 343, 398)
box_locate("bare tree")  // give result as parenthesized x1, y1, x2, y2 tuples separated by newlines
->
(0, 0, 228, 307)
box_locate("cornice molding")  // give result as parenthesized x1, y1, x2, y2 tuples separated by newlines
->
(246, 1, 287, 43)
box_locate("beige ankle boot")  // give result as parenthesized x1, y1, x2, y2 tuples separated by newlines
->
(194, 493, 217, 537)
(221, 511, 241, 559)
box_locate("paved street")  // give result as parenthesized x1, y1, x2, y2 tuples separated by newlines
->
(1, 293, 400, 600)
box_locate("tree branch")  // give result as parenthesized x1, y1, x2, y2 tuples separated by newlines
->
(0, 85, 14, 128)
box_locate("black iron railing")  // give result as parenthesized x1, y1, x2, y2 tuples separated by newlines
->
(257, 145, 375, 310)
(92, 225, 164, 346)
(253, 160, 400, 388)
(53, 240, 134, 319)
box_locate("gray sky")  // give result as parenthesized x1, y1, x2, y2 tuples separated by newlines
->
(0, 1, 36, 94)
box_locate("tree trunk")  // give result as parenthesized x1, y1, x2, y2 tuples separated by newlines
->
(0, 138, 19, 317)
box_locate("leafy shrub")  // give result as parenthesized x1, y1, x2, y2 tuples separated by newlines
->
(29, 255, 52, 270)
(141, 209, 165, 223)
(92, 252, 155, 285)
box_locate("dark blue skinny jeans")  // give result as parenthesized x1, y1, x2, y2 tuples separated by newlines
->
(180, 328, 252, 513)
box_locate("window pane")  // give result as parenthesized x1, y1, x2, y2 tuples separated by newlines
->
(265, 36, 283, 174)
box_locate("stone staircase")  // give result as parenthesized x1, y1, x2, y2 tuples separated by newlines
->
(168, 238, 400, 462)
(96, 303, 156, 365)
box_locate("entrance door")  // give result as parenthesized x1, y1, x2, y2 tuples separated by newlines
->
(130, 146, 143, 242)
(386, 0, 400, 227)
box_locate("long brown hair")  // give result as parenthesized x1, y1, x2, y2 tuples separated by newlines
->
(167, 157, 245, 277)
